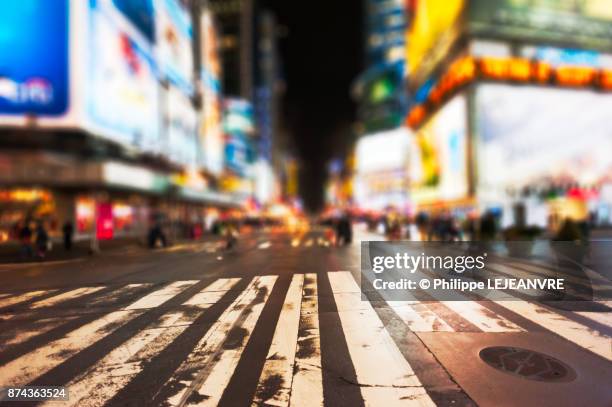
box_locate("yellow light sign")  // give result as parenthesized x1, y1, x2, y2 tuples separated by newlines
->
(407, 0, 465, 75)
(0, 189, 51, 202)
(556, 66, 598, 87)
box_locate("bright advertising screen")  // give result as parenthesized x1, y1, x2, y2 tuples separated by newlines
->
(354, 128, 412, 210)
(410, 93, 468, 204)
(476, 84, 612, 199)
(0, 0, 69, 116)
(356, 128, 411, 174)
(155, 0, 193, 94)
(407, 0, 464, 81)
(165, 86, 198, 166)
(87, 0, 161, 153)
(223, 99, 254, 177)
(200, 10, 224, 175)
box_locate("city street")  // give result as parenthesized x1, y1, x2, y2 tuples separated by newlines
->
(0, 227, 610, 407)
(2, 1, 612, 406)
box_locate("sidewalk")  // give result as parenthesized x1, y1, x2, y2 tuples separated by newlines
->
(0, 235, 225, 265)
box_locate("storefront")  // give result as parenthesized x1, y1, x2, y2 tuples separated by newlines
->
(0, 152, 245, 246)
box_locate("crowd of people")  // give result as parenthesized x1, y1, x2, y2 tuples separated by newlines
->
(368, 210, 593, 243)
(11, 219, 74, 260)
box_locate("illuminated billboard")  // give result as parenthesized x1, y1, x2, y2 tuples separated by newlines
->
(475, 84, 612, 199)
(155, 0, 194, 95)
(469, 0, 612, 51)
(354, 128, 412, 210)
(0, 0, 69, 116)
(87, 0, 161, 153)
(223, 99, 254, 177)
(356, 128, 411, 174)
(410, 94, 468, 204)
(165, 86, 198, 166)
(407, 0, 465, 82)
(199, 10, 224, 174)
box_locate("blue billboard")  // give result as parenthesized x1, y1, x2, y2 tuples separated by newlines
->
(0, 0, 69, 116)
(223, 99, 255, 176)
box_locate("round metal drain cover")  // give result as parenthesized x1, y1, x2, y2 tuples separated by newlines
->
(479, 347, 576, 382)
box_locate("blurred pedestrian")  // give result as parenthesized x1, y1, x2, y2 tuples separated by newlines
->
(386, 216, 401, 241)
(35, 222, 49, 259)
(480, 212, 497, 241)
(19, 220, 33, 259)
(62, 221, 74, 251)
(148, 222, 167, 248)
(336, 214, 352, 246)
(415, 212, 429, 241)
(224, 222, 238, 250)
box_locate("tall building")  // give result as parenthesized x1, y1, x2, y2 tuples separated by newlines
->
(0, 0, 241, 247)
(353, 0, 408, 133)
(209, 0, 254, 100)
(351, 0, 412, 212)
(405, 0, 612, 228)
(253, 10, 285, 204)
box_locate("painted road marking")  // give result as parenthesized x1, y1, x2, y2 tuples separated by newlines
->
(162, 276, 277, 406)
(50, 278, 242, 407)
(125, 281, 199, 310)
(0, 309, 140, 386)
(387, 301, 454, 332)
(290, 273, 323, 407)
(329, 272, 434, 406)
(0, 290, 53, 309)
(253, 274, 304, 406)
(29, 287, 106, 309)
(495, 300, 612, 361)
(0, 281, 202, 386)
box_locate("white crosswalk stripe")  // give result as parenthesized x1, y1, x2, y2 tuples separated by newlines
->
(494, 300, 612, 361)
(0, 280, 200, 387)
(387, 300, 454, 332)
(0, 315, 81, 347)
(0, 289, 55, 309)
(125, 280, 199, 310)
(410, 268, 524, 333)
(290, 273, 324, 407)
(253, 274, 304, 406)
(44, 279, 241, 407)
(253, 273, 324, 407)
(438, 299, 523, 332)
(29, 287, 106, 309)
(0, 269, 609, 406)
(329, 271, 435, 406)
(457, 262, 612, 360)
(0, 308, 140, 386)
(162, 276, 277, 406)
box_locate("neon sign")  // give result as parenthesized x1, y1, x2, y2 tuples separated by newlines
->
(408, 55, 612, 129)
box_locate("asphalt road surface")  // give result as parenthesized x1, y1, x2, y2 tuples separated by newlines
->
(0, 226, 610, 406)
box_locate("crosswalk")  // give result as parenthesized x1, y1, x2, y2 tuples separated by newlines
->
(0, 268, 611, 406)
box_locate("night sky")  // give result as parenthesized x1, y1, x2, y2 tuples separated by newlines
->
(263, 0, 364, 211)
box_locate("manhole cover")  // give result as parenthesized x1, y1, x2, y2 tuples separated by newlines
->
(479, 347, 576, 382)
